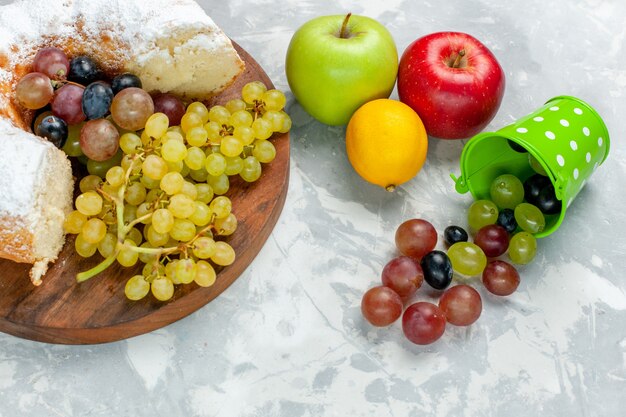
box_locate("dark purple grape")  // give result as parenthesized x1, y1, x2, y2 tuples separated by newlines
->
(112, 73, 142, 95)
(82, 81, 114, 120)
(474, 224, 509, 257)
(523, 174, 551, 205)
(36, 115, 68, 148)
(153, 93, 185, 126)
(68, 56, 100, 85)
(444, 225, 468, 246)
(536, 184, 562, 215)
(420, 250, 453, 290)
(507, 139, 527, 153)
(496, 208, 517, 233)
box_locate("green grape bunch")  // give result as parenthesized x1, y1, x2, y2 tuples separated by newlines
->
(63, 81, 291, 301)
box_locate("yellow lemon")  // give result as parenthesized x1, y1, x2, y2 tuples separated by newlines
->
(346, 99, 428, 191)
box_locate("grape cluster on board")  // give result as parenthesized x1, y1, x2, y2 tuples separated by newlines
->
(361, 169, 557, 345)
(16, 47, 292, 301)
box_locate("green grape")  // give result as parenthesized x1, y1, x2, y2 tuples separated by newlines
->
(220, 136, 244, 157)
(252, 118, 272, 140)
(262, 110, 285, 132)
(125, 182, 147, 206)
(168, 193, 195, 218)
(79, 175, 102, 193)
(125, 275, 150, 300)
(121, 154, 142, 176)
(205, 153, 227, 176)
(514, 203, 546, 234)
(87, 150, 124, 178)
(119, 132, 143, 155)
(242, 81, 267, 104)
(64, 210, 88, 234)
(170, 218, 196, 242)
(98, 232, 117, 258)
(140, 174, 160, 190)
(151, 277, 174, 301)
(62, 123, 84, 157)
(146, 224, 170, 247)
(224, 156, 244, 175)
(166, 160, 184, 173)
(127, 227, 144, 246)
(277, 111, 292, 134)
(193, 237, 217, 259)
(75, 233, 97, 258)
(229, 110, 253, 128)
(142, 154, 168, 180)
(214, 213, 237, 236)
(175, 258, 197, 284)
(81, 218, 107, 244)
(447, 242, 488, 277)
(252, 140, 276, 163)
(117, 239, 139, 267)
(490, 174, 524, 209)
(205, 121, 222, 143)
(207, 174, 230, 195)
(189, 168, 209, 183)
(123, 204, 138, 224)
(160, 171, 185, 195)
(165, 260, 181, 284)
(145, 189, 162, 204)
(262, 89, 286, 111)
(225, 98, 247, 113)
(161, 138, 188, 163)
(187, 102, 210, 124)
(106, 166, 125, 187)
(195, 183, 214, 204)
(189, 201, 212, 226)
(210, 196, 232, 219)
(145, 113, 169, 139)
(163, 130, 184, 143)
(152, 208, 175, 234)
(468, 199, 498, 231)
(181, 112, 203, 133)
(194, 260, 216, 287)
(233, 126, 255, 146)
(509, 232, 537, 264)
(181, 181, 198, 200)
(143, 263, 166, 281)
(186, 126, 208, 147)
(240, 156, 262, 182)
(211, 241, 235, 266)
(138, 242, 157, 264)
(529, 154, 548, 176)
(184, 146, 206, 170)
(208, 105, 230, 125)
(76, 191, 103, 216)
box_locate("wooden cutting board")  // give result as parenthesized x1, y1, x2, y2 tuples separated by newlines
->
(0, 43, 289, 344)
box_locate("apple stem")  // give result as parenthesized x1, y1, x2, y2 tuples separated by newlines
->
(385, 185, 396, 192)
(452, 49, 466, 68)
(339, 13, 352, 39)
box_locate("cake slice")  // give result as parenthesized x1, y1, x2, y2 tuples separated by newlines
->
(0, 120, 74, 285)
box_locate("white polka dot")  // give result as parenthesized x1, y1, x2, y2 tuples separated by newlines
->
(570, 140, 578, 151)
(573, 168, 579, 180)
(545, 131, 556, 140)
(516, 127, 528, 133)
(550, 106, 559, 111)
(598, 137, 603, 146)
(533, 116, 544, 122)
(560, 119, 570, 127)
(586, 152, 591, 162)
(574, 108, 583, 115)
(556, 154, 565, 166)
(583, 127, 590, 136)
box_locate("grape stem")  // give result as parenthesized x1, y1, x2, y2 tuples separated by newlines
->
(76, 254, 117, 283)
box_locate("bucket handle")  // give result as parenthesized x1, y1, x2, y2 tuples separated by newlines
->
(450, 173, 469, 194)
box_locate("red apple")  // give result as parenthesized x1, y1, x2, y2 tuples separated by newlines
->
(397, 32, 505, 139)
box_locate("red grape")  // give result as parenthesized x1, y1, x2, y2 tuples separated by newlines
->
(80, 119, 120, 161)
(52, 84, 86, 125)
(402, 302, 446, 345)
(15, 72, 53, 109)
(439, 285, 482, 326)
(395, 219, 437, 259)
(361, 286, 403, 327)
(153, 93, 185, 126)
(482, 260, 520, 296)
(33, 47, 69, 79)
(474, 224, 509, 257)
(111, 87, 154, 131)
(381, 256, 423, 298)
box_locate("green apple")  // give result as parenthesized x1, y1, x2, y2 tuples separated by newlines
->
(285, 14, 398, 126)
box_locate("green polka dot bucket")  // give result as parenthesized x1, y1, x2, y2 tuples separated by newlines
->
(452, 95, 610, 238)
